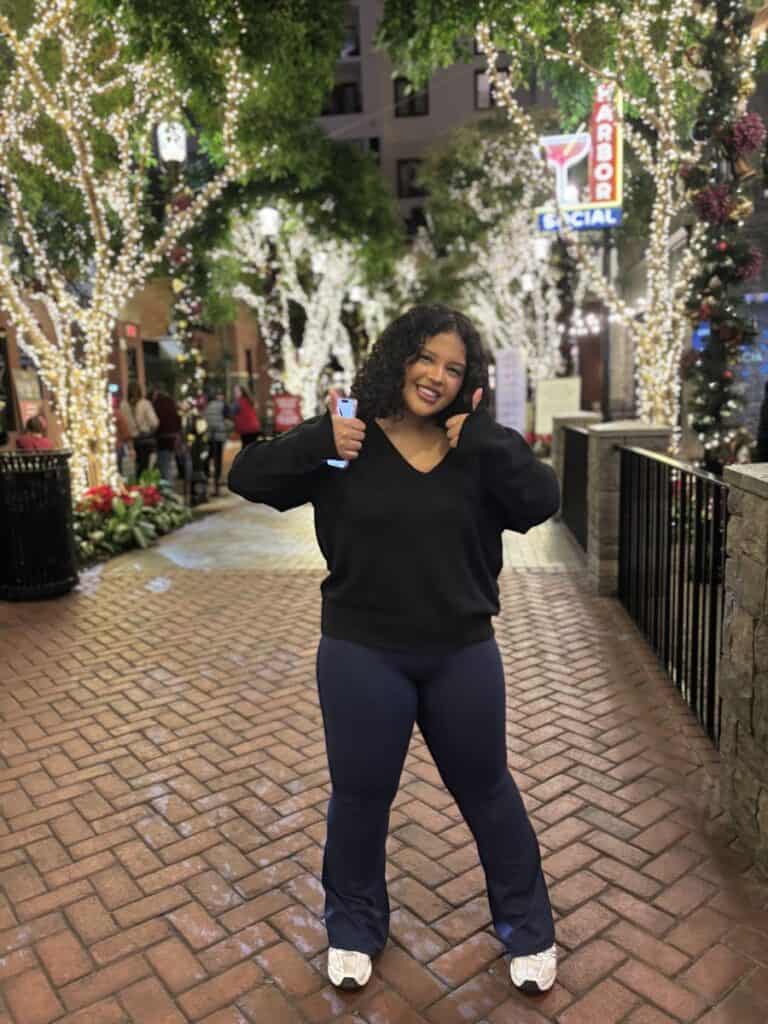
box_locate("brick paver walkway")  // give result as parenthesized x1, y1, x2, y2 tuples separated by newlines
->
(0, 505, 767, 1024)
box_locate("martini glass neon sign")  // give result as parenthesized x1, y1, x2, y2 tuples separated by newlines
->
(540, 133, 591, 205)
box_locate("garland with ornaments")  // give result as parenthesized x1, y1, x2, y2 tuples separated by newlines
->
(682, 0, 766, 473)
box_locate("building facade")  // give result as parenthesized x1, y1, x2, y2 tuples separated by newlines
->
(317, 0, 531, 233)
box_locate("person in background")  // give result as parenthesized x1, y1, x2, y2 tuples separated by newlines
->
(114, 398, 133, 477)
(203, 387, 230, 495)
(152, 389, 182, 483)
(122, 382, 158, 477)
(16, 415, 53, 451)
(232, 384, 261, 448)
(755, 380, 768, 462)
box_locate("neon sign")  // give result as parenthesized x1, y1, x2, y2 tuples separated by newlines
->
(538, 82, 623, 232)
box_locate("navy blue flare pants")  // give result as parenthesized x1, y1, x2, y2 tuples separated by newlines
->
(316, 636, 555, 957)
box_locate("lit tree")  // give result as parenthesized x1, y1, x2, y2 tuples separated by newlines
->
(381, 0, 764, 439)
(0, 1, 253, 491)
(476, 1, 767, 439)
(229, 203, 378, 418)
(443, 133, 563, 384)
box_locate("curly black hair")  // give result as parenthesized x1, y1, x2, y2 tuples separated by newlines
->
(351, 303, 490, 426)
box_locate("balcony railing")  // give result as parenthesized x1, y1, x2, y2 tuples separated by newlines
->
(618, 447, 728, 745)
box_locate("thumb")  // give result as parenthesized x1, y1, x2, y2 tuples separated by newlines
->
(472, 387, 483, 412)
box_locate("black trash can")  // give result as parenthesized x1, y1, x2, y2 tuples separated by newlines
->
(0, 450, 79, 600)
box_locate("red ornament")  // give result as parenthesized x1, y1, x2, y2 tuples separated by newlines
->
(170, 246, 190, 266)
(172, 193, 192, 212)
(723, 370, 733, 379)
(699, 302, 712, 320)
(716, 240, 729, 252)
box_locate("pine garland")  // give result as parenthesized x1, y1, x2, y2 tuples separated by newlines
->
(683, 0, 765, 474)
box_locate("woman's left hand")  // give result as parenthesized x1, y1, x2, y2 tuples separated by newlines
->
(445, 388, 483, 448)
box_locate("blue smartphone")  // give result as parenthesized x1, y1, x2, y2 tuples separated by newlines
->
(327, 396, 358, 469)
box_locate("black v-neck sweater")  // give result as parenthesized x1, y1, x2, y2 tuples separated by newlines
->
(228, 410, 560, 652)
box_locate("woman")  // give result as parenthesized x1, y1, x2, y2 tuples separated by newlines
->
(232, 385, 261, 448)
(16, 415, 53, 451)
(228, 305, 560, 996)
(121, 382, 158, 477)
(204, 387, 231, 495)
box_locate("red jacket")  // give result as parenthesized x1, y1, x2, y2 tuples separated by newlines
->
(17, 434, 53, 451)
(234, 396, 261, 435)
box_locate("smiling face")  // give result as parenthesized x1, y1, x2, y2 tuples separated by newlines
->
(402, 331, 467, 421)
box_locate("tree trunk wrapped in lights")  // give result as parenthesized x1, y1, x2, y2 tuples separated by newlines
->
(0, 2, 252, 492)
(477, 2, 761, 439)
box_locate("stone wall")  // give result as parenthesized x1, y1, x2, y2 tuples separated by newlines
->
(586, 422, 672, 595)
(719, 463, 768, 875)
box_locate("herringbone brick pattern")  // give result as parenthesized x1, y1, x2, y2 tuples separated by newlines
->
(0, 556, 766, 1022)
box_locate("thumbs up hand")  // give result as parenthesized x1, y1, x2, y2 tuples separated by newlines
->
(445, 388, 483, 449)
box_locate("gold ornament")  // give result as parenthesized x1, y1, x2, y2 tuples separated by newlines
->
(739, 75, 756, 98)
(734, 155, 757, 180)
(728, 195, 754, 220)
(171, 278, 185, 294)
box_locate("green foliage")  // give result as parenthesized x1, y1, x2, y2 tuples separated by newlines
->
(74, 481, 192, 564)
(94, 0, 346, 167)
(378, 0, 760, 135)
(378, 0, 608, 124)
(199, 134, 403, 318)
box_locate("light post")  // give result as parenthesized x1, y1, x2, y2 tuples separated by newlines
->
(156, 121, 188, 163)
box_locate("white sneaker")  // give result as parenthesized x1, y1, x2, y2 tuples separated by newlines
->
(327, 947, 373, 990)
(509, 943, 557, 994)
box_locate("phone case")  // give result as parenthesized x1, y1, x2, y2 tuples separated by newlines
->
(327, 397, 358, 469)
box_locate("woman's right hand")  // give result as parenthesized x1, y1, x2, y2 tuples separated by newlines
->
(328, 393, 366, 460)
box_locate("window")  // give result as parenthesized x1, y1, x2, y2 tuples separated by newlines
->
(340, 5, 360, 58)
(348, 137, 380, 163)
(340, 22, 360, 58)
(321, 82, 362, 116)
(404, 206, 427, 237)
(474, 68, 509, 110)
(394, 77, 429, 117)
(397, 159, 428, 199)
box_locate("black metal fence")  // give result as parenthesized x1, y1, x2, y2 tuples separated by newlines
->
(618, 447, 728, 745)
(561, 426, 589, 551)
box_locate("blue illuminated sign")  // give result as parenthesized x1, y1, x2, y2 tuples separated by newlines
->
(538, 207, 624, 232)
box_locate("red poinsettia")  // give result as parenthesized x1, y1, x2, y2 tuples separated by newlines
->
(127, 484, 163, 507)
(79, 485, 116, 514)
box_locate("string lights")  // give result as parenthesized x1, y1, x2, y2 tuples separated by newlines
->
(0, 1, 253, 492)
(226, 201, 387, 418)
(448, 132, 564, 383)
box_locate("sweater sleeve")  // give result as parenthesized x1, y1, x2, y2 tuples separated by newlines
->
(457, 408, 560, 533)
(227, 412, 337, 510)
